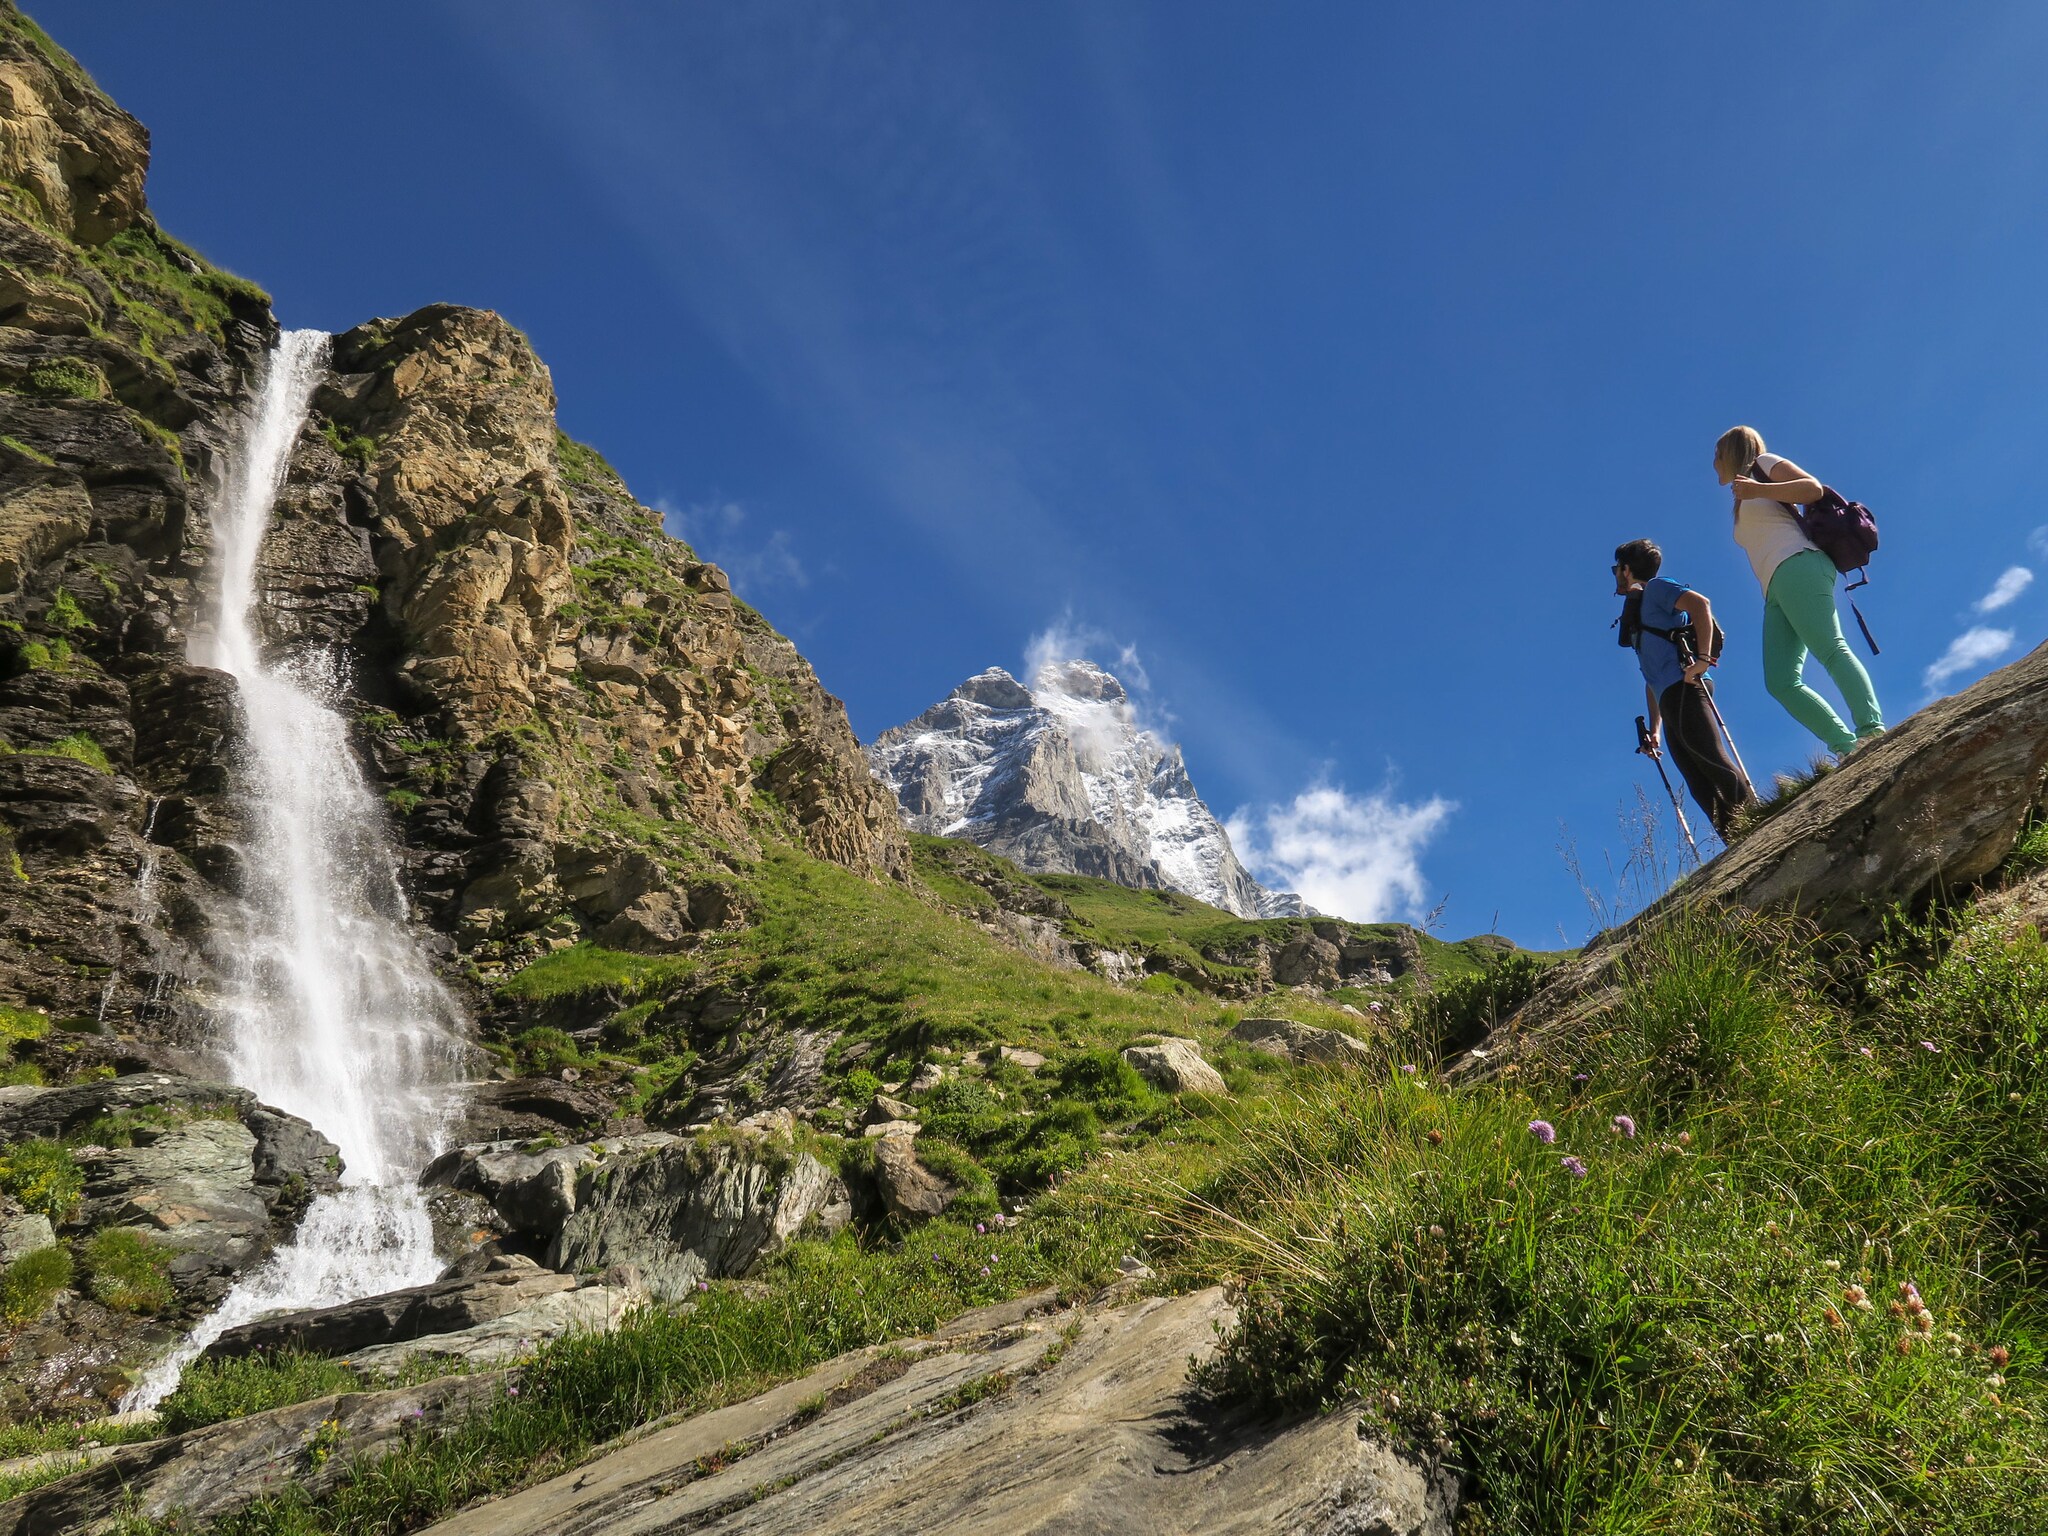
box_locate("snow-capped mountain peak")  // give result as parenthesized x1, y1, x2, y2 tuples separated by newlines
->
(867, 661, 1308, 919)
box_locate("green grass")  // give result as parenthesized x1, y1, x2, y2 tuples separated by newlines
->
(1165, 902, 2048, 1534)
(0, 1244, 72, 1326)
(77, 224, 268, 353)
(0, 434, 55, 466)
(158, 1353, 367, 1437)
(78, 1228, 173, 1314)
(493, 944, 693, 1009)
(911, 835, 1566, 999)
(39, 731, 111, 772)
(320, 420, 377, 469)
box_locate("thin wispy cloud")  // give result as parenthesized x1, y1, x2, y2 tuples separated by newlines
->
(1228, 782, 1455, 924)
(2030, 526, 2048, 560)
(1923, 626, 2015, 695)
(660, 498, 808, 595)
(1022, 616, 1171, 740)
(1975, 565, 2033, 613)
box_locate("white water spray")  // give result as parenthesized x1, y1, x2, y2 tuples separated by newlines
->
(125, 331, 468, 1408)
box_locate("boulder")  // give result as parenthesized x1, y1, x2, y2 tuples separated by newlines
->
(341, 1279, 644, 1380)
(870, 1133, 956, 1222)
(420, 1133, 679, 1240)
(862, 1095, 918, 1127)
(549, 1134, 850, 1301)
(1227, 1017, 1372, 1066)
(0, 1201, 52, 1265)
(1121, 1037, 1227, 1096)
(201, 1254, 576, 1362)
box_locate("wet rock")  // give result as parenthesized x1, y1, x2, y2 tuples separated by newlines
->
(1121, 1036, 1228, 1096)
(1228, 1017, 1372, 1066)
(549, 1133, 850, 1300)
(202, 1254, 575, 1362)
(869, 1133, 955, 1222)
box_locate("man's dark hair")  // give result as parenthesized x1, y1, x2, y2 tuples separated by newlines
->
(1615, 538, 1662, 581)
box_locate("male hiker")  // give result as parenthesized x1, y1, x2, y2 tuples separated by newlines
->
(1613, 539, 1752, 837)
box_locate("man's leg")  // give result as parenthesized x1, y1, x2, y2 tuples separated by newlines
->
(1661, 682, 1750, 836)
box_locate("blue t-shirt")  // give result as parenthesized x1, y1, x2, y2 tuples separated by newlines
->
(1631, 577, 1695, 696)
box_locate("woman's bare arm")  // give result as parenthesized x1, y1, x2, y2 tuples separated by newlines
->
(1732, 455, 1823, 506)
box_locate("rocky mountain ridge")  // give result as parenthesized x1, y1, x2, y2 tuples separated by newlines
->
(869, 660, 1306, 920)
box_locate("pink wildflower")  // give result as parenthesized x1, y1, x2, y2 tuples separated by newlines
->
(1560, 1155, 1589, 1179)
(1610, 1115, 1636, 1138)
(1528, 1120, 1557, 1144)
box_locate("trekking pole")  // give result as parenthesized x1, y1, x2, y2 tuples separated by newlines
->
(1637, 715, 1701, 861)
(1695, 677, 1756, 800)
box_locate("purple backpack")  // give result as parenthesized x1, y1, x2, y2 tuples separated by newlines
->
(1797, 483, 1882, 655)
(1797, 485, 1880, 576)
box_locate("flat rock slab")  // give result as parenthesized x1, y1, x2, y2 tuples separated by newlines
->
(341, 1282, 642, 1380)
(418, 1288, 1457, 1536)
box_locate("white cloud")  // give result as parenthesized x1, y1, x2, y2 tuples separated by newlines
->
(1023, 617, 1149, 696)
(1922, 626, 2016, 694)
(1975, 565, 2034, 613)
(2030, 526, 2048, 560)
(661, 499, 808, 594)
(1228, 782, 1455, 924)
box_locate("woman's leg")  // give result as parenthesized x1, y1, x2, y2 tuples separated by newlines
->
(1771, 549, 1885, 740)
(1762, 559, 1856, 753)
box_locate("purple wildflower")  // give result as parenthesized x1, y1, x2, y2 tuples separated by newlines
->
(1919, 1040, 1940, 1053)
(1610, 1115, 1636, 1138)
(1560, 1155, 1589, 1179)
(1528, 1119, 1557, 1144)
(975, 1222, 987, 1234)
(1368, 1001, 1384, 1014)
(1400, 1064, 1418, 1075)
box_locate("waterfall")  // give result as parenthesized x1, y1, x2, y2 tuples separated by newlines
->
(124, 330, 468, 1409)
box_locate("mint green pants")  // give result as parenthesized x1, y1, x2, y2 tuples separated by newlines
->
(1762, 548, 1884, 754)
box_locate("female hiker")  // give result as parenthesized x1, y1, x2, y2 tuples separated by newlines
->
(1713, 426, 1884, 755)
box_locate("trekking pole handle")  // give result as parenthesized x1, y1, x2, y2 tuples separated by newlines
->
(1635, 715, 1655, 755)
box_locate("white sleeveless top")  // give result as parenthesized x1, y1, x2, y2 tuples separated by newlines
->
(1732, 450, 1818, 593)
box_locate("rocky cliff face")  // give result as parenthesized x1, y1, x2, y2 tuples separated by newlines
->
(869, 662, 1305, 920)
(0, 0, 907, 1404)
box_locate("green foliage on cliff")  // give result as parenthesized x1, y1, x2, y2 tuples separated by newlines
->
(20, 357, 105, 400)
(494, 943, 692, 1009)
(78, 224, 268, 351)
(320, 419, 377, 469)
(0, 1140, 79, 1223)
(0, 1245, 71, 1327)
(78, 1227, 172, 1314)
(554, 428, 623, 489)
(1175, 903, 2048, 1532)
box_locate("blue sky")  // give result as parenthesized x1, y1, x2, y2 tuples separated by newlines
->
(40, 1, 2048, 946)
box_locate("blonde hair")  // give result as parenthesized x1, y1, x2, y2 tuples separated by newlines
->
(1715, 425, 1764, 480)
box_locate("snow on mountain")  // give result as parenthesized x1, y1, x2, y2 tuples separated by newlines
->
(867, 660, 1309, 920)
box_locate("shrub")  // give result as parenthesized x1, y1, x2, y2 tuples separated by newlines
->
(78, 1228, 173, 1314)
(510, 1026, 584, 1075)
(0, 1139, 80, 1222)
(22, 357, 106, 400)
(843, 1068, 881, 1106)
(0, 1245, 71, 1325)
(319, 419, 377, 468)
(1054, 1048, 1157, 1124)
(1410, 951, 1546, 1060)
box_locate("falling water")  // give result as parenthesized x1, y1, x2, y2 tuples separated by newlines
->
(125, 331, 467, 1408)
